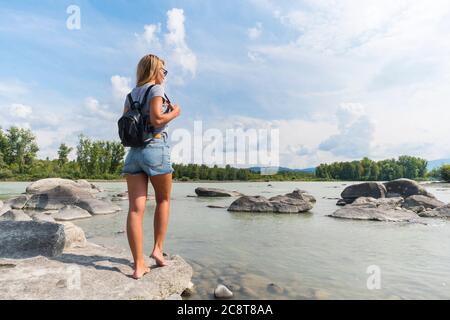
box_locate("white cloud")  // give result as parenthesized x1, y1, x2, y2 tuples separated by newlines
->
(111, 75, 131, 102)
(138, 23, 162, 49)
(135, 8, 197, 83)
(247, 22, 263, 40)
(245, 0, 450, 164)
(10, 103, 32, 118)
(319, 103, 375, 158)
(165, 8, 197, 78)
(84, 97, 117, 121)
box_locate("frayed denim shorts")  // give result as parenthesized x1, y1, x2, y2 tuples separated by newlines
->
(121, 135, 174, 177)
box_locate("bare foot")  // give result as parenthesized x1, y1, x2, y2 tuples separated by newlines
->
(150, 250, 168, 267)
(132, 265, 150, 280)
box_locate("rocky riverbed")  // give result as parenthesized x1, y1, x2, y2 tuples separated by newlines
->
(0, 178, 193, 300)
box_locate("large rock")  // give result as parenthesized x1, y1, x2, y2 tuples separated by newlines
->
(0, 209, 32, 222)
(383, 179, 435, 199)
(340, 182, 386, 204)
(30, 212, 56, 223)
(195, 187, 243, 197)
(329, 197, 420, 222)
(0, 242, 193, 300)
(228, 196, 274, 212)
(421, 203, 450, 218)
(5, 195, 30, 209)
(228, 190, 315, 213)
(0, 221, 65, 258)
(76, 198, 121, 215)
(24, 185, 120, 215)
(402, 195, 445, 213)
(52, 205, 92, 221)
(26, 178, 101, 195)
(330, 206, 419, 222)
(0, 204, 11, 216)
(59, 222, 86, 249)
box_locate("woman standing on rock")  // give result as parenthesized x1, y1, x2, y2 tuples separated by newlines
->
(121, 54, 181, 279)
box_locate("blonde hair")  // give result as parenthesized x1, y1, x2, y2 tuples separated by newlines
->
(136, 54, 165, 87)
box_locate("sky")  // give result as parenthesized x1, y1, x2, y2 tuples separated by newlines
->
(1, 0, 450, 168)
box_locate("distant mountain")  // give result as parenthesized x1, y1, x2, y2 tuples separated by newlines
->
(427, 159, 450, 171)
(248, 166, 316, 174)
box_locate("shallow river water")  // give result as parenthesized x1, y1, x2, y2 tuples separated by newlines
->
(1, 181, 450, 300)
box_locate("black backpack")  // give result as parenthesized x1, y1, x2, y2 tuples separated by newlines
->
(118, 85, 172, 147)
(117, 85, 155, 148)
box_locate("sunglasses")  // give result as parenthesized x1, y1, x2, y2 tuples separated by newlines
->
(161, 68, 168, 77)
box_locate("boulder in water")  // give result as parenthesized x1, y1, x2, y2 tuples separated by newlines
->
(195, 187, 243, 197)
(402, 195, 445, 213)
(228, 190, 315, 213)
(340, 182, 387, 204)
(52, 205, 92, 221)
(383, 179, 435, 199)
(421, 203, 450, 218)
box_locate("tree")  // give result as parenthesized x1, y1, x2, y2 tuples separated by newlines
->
(3, 126, 39, 173)
(441, 165, 450, 182)
(57, 143, 73, 167)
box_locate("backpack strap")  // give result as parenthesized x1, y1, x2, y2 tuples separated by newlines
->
(141, 84, 155, 106)
(127, 93, 134, 108)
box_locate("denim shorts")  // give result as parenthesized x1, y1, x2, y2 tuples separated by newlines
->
(121, 135, 174, 177)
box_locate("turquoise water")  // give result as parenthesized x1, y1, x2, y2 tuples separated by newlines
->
(1, 181, 450, 300)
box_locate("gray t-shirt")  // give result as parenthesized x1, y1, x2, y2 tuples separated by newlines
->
(124, 83, 169, 139)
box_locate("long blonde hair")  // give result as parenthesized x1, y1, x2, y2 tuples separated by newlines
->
(136, 54, 165, 87)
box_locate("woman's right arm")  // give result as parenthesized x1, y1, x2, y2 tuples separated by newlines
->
(149, 96, 180, 127)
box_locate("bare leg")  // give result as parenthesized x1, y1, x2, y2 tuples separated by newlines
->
(126, 173, 150, 279)
(149, 173, 172, 266)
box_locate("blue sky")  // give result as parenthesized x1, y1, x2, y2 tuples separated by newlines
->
(1, 0, 450, 168)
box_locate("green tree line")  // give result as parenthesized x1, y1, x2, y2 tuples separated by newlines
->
(1, 125, 449, 182)
(315, 156, 432, 181)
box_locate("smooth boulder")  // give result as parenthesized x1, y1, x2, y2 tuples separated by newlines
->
(195, 187, 242, 197)
(60, 222, 86, 249)
(0, 209, 32, 222)
(340, 182, 386, 204)
(30, 212, 56, 223)
(26, 178, 101, 195)
(24, 185, 120, 215)
(52, 205, 92, 221)
(5, 195, 29, 209)
(383, 179, 435, 199)
(0, 221, 65, 258)
(228, 190, 315, 213)
(329, 197, 419, 222)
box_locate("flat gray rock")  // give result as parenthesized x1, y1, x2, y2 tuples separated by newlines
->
(402, 195, 445, 213)
(0, 221, 65, 258)
(76, 198, 121, 215)
(330, 206, 420, 222)
(30, 212, 56, 223)
(422, 203, 450, 218)
(53, 205, 92, 221)
(0, 242, 193, 300)
(0, 209, 32, 222)
(195, 187, 243, 197)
